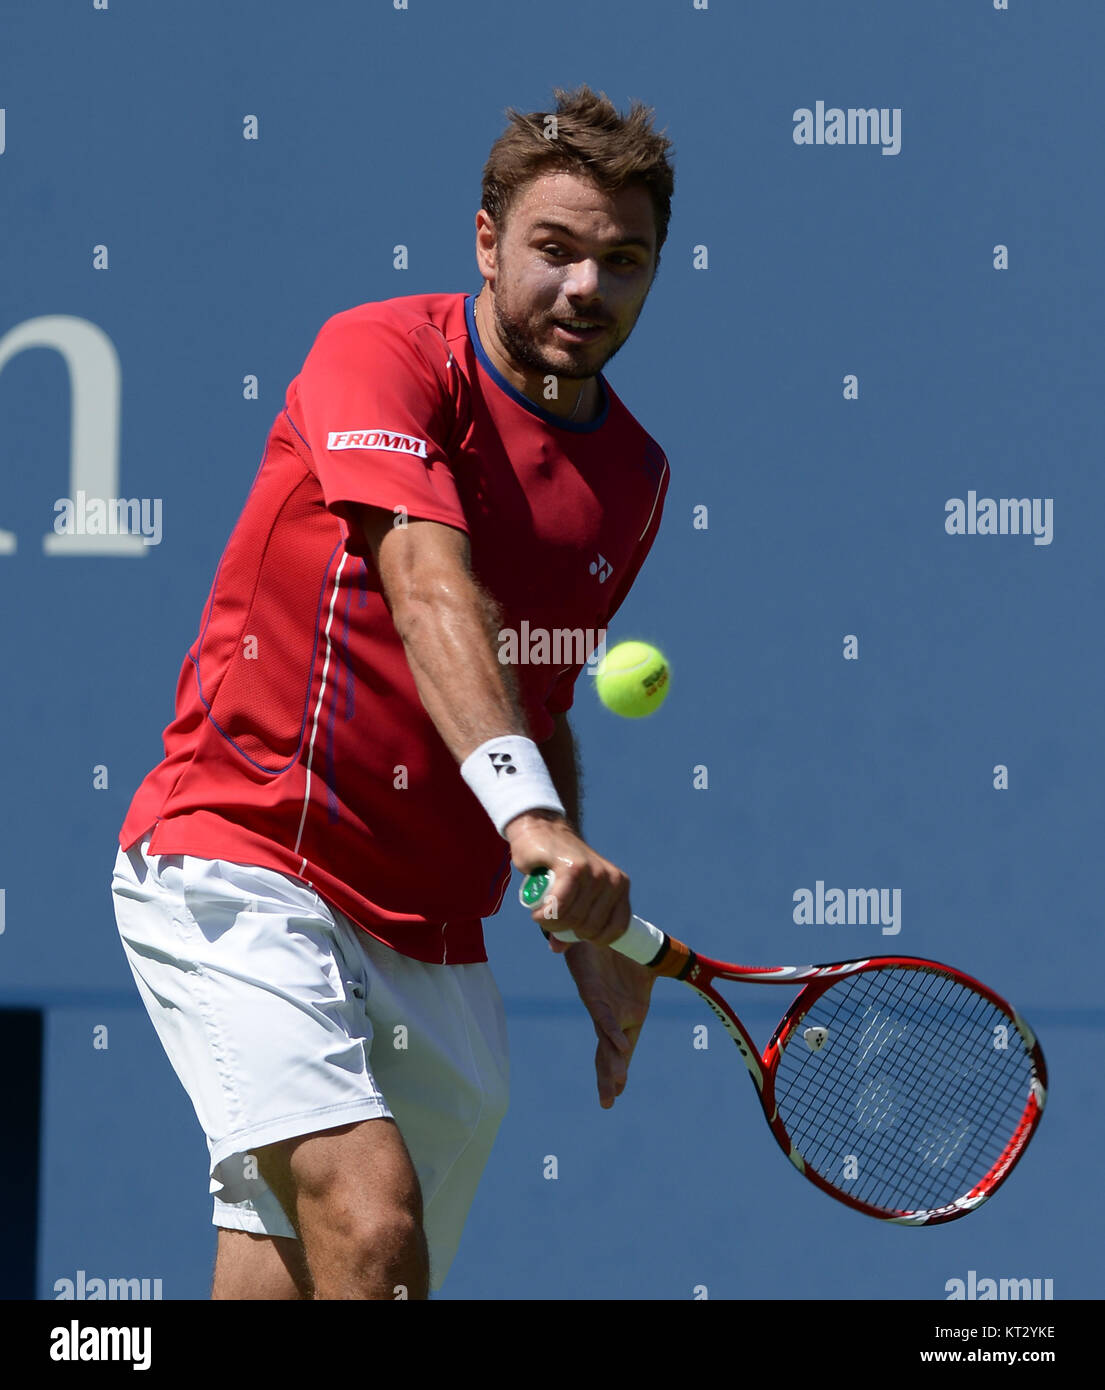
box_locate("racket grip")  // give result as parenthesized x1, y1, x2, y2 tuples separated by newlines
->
(519, 870, 669, 967)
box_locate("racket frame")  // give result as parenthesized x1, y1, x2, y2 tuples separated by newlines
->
(518, 873, 1046, 1225)
(678, 949, 1047, 1226)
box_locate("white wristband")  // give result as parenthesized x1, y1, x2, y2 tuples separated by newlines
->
(460, 735, 566, 838)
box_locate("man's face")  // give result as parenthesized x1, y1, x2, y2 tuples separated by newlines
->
(476, 171, 658, 382)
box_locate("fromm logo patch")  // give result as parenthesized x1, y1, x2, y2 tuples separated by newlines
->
(327, 430, 428, 457)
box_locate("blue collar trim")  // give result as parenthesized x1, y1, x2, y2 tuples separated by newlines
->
(465, 293, 609, 432)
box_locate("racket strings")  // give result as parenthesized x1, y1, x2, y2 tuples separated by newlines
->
(770, 967, 1036, 1215)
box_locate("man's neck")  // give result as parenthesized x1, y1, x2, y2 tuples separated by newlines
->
(473, 290, 599, 423)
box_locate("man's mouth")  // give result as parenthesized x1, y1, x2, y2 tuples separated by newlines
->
(552, 317, 607, 343)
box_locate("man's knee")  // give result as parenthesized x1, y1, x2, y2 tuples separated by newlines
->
(334, 1206, 427, 1273)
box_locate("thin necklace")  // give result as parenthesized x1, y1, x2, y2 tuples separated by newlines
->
(475, 292, 587, 421)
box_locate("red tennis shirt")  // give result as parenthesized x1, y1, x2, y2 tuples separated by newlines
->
(119, 292, 669, 962)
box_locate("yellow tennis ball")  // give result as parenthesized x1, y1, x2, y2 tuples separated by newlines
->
(594, 640, 670, 718)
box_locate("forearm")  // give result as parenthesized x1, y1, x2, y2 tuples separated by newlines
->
(358, 505, 567, 840)
(358, 511, 627, 948)
(392, 578, 530, 764)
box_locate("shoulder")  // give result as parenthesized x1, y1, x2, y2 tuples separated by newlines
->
(316, 293, 465, 349)
(600, 379, 669, 490)
(307, 293, 467, 384)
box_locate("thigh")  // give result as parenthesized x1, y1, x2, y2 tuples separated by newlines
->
(254, 1116, 428, 1300)
(111, 836, 394, 1213)
(211, 1230, 313, 1301)
(255, 1116, 422, 1229)
(350, 934, 511, 1289)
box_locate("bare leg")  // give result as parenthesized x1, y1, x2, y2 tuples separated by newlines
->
(247, 1117, 429, 1300)
(211, 1230, 313, 1300)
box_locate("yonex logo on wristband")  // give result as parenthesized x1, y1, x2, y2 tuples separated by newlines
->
(460, 735, 565, 836)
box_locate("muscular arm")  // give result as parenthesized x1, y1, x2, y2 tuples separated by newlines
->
(353, 502, 628, 948)
(358, 505, 583, 809)
(353, 503, 649, 1104)
(355, 506, 531, 761)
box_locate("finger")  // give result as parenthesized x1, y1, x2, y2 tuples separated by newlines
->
(596, 1036, 628, 1108)
(554, 871, 604, 940)
(547, 858, 625, 944)
(620, 1023, 641, 1059)
(531, 861, 582, 931)
(588, 1001, 631, 1056)
(585, 878, 632, 949)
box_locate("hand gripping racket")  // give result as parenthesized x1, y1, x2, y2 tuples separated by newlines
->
(520, 871, 1046, 1225)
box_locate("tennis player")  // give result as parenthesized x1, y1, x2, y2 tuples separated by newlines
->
(110, 85, 673, 1300)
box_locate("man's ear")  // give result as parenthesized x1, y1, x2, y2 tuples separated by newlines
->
(474, 209, 499, 280)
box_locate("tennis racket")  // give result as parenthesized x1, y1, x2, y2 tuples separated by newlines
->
(520, 871, 1046, 1225)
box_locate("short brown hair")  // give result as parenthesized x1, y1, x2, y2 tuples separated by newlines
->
(481, 85, 675, 265)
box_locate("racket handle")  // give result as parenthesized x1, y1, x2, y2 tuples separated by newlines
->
(520, 870, 687, 972)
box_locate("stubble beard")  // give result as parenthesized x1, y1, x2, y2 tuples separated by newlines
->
(489, 287, 629, 382)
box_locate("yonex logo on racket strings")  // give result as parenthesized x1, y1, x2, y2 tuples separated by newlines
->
(488, 753, 516, 776)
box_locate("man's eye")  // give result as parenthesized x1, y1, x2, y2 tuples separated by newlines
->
(539, 246, 640, 267)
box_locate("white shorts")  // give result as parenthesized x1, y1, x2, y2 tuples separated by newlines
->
(110, 831, 509, 1291)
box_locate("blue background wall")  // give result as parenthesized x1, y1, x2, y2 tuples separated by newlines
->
(1, 0, 1100, 1300)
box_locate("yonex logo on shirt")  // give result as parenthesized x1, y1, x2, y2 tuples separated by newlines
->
(327, 429, 428, 458)
(589, 554, 613, 583)
(489, 753, 516, 776)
